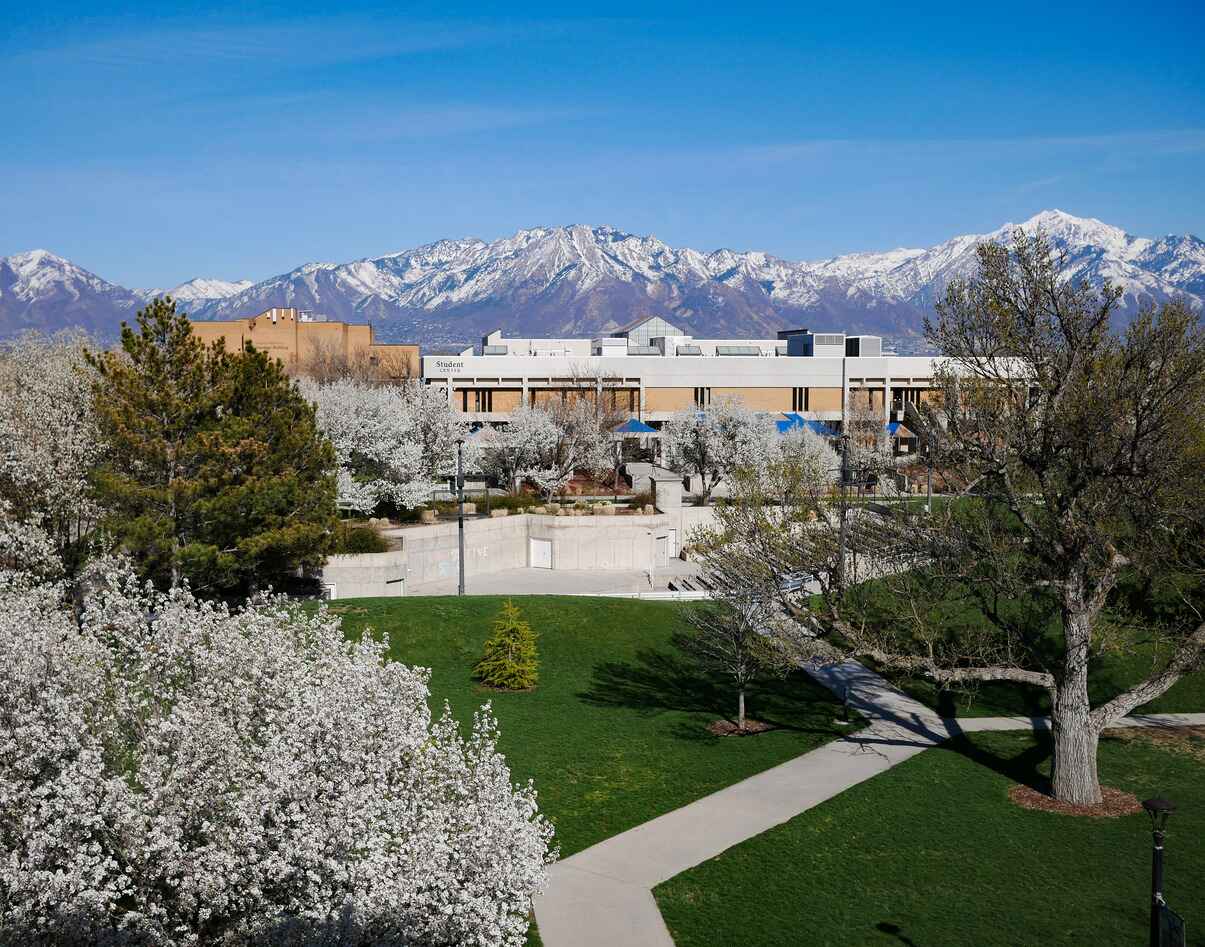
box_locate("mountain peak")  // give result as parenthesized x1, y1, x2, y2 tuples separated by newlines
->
(3, 213, 1202, 343)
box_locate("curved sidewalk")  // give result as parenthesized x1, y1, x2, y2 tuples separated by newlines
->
(532, 660, 1205, 947)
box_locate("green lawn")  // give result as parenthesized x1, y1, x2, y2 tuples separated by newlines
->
(330, 595, 853, 858)
(655, 727, 1205, 946)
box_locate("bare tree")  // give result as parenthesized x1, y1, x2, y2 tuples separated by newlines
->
(703, 229, 1205, 805)
(299, 336, 413, 385)
(679, 558, 810, 731)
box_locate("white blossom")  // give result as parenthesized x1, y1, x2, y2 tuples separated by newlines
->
(475, 405, 561, 493)
(661, 399, 779, 503)
(301, 379, 471, 512)
(0, 332, 101, 573)
(0, 566, 554, 946)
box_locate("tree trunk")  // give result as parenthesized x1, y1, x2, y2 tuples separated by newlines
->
(1050, 699, 1102, 804)
(1051, 609, 1103, 804)
(738, 687, 746, 732)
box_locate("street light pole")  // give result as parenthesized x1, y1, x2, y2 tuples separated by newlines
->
(1143, 796, 1175, 947)
(456, 438, 466, 597)
(837, 433, 850, 593)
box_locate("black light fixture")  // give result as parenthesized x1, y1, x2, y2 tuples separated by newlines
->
(1143, 796, 1175, 833)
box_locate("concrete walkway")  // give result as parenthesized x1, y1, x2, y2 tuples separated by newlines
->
(532, 659, 1205, 947)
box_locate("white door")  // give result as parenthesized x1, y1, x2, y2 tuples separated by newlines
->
(667, 528, 679, 559)
(655, 536, 669, 566)
(529, 538, 553, 569)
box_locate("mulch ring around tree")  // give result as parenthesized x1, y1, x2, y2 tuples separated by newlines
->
(1008, 783, 1143, 818)
(708, 719, 776, 736)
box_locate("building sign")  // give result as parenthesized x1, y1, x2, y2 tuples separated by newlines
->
(425, 358, 465, 377)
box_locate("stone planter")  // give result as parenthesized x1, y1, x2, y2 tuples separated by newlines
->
(462, 502, 477, 515)
(419, 509, 437, 524)
(489, 508, 509, 518)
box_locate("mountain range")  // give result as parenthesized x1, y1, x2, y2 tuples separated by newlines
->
(3, 210, 1202, 349)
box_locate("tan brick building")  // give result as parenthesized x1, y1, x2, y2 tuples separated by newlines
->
(190, 308, 420, 379)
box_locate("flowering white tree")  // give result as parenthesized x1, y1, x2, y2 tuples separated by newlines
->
(0, 332, 101, 575)
(525, 399, 619, 500)
(477, 400, 614, 500)
(774, 425, 840, 488)
(0, 565, 554, 946)
(662, 399, 779, 503)
(843, 398, 898, 493)
(302, 379, 470, 513)
(476, 404, 562, 494)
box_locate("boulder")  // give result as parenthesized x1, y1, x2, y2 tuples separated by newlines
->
(419, 509, 437, 524)
(489, 508, 509, 518)
(461, 502, 477, 515)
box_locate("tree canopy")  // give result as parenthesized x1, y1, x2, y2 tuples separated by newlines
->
(697, 229, 1205, 804)
(88, 298, 337, 596)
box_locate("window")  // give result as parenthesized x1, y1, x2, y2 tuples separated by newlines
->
(693, 387, 711, 408)
(461, 389, 493, 412)
(791, 387, 807, 411)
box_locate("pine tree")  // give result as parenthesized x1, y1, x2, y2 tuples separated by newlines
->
(88, 298, 338, 596)
(473, 599, 539, 690)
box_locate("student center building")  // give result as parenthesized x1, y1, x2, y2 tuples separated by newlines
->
(421, 316, 940, 433)
(192, 310, 941, 435)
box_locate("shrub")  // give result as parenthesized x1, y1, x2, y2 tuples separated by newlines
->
(473, 599, 540, 690)
(334, 522, 390, 554)
(626, 489, 655, 510)
(0, 566, 553, 946)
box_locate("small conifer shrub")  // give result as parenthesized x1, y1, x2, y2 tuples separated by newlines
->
(473, 599, 539, 690)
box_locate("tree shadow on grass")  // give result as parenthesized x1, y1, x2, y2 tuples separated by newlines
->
(936, 731, 1054, 793)
(578, 641, 839, 741)
(875, 922, 919, 946)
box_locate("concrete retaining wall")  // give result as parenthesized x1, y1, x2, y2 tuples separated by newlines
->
(321, 551, 407, 599)
(322, 509, 717, 596)
(527, 513, 670, 571)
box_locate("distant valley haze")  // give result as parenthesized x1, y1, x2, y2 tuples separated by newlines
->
(2, 210, 1203, 349)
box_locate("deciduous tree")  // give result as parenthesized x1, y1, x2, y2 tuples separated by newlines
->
(662, 399, 779, 504)
(702, 230, 1205, 805)
(0, 564, 553, 946)
(302, 377, 470, 514)
(0, 332, 101, 577)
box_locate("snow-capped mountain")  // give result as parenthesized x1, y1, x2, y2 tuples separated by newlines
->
(0, 250, 143, 336)
(135, 277, 253, 305)
(3, 211, 1202, 344)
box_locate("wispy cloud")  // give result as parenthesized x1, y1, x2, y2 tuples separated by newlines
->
(732, 129, 1205, 166)
(7, 17, 568, 71)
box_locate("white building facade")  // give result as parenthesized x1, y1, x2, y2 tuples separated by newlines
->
(422, 317, 942, 430)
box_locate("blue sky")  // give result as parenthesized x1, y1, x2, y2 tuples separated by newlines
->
(3, 1, 1203, 288)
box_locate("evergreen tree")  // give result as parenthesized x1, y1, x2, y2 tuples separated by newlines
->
(473, 599, 539, 690)
(88, 298, 337, 596)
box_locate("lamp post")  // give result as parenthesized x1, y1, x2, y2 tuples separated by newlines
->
(837, 434, 850, 593)
(456, 438, 466, 597)
(1142, 796, 1175, 947)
